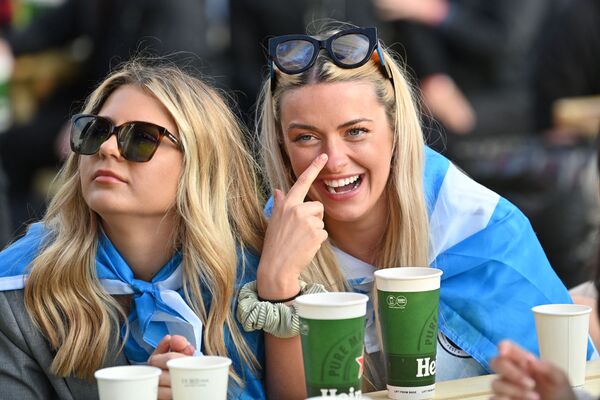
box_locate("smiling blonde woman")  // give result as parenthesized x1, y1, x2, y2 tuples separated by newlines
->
(243, 24, 596, 398)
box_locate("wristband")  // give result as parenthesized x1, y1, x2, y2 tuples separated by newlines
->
(257, 288, 302, 303)
(236, 280, 327, 338)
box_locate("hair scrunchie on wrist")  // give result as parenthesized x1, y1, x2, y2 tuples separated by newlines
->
(236, 280, 327, 338)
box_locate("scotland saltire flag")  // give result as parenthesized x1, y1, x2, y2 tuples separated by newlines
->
(422, 146, 595, 370)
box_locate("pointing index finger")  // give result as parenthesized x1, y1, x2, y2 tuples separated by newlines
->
(286, 153, 327, 204)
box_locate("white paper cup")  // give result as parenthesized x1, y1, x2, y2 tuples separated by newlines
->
(95, 365, 161, 400)
(167, 356, 232, 400)
(532, 304, 592, 387)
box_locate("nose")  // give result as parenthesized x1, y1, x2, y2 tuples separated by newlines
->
(323, 139, 348, 173)
(97, 132, 122, 160)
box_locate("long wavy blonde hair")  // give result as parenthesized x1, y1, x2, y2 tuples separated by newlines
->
(257, 26, 429, 289)
(24, 60, 266, 382)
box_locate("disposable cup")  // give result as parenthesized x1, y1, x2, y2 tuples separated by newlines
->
(532, 303, 592, 387)
(374, 267, 443, 400)
(295, 292, 369, 397)
(167, 356, 231, 400)
(95, 365, 161, 400)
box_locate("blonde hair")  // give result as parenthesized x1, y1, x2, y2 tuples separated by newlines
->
(24, 60, 266, 382)
(257, 26, 429, 290)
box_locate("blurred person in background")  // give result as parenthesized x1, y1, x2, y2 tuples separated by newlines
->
(373, 0, 549, 143)
(0, 0, 209, 238)
(533, 0, 600, 137)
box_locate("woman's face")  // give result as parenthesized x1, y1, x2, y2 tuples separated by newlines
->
(78, 84, 183, 221)
(280, 81, 394, 227)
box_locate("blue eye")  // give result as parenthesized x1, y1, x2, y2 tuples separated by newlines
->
(293, 134, 315, 142)
(347, 127, 368, 137)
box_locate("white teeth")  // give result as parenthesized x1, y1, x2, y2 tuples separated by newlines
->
(323, 175, 360, 188)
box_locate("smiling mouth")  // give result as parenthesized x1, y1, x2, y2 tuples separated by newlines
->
(323, 175, 362, 194)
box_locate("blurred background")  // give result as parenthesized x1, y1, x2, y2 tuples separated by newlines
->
(0, 0, 598, 289)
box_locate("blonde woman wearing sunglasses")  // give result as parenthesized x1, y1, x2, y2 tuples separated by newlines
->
(0, 60, 268, 399)
(245, 24, 596, 398)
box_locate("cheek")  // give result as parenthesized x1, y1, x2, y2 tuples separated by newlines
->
(152, 164, 182, 202)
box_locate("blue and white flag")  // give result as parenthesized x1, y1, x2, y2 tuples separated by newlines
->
(0, 223, 203, 364)
(265, 146, 596, 371)
(422, 147, 595, 371)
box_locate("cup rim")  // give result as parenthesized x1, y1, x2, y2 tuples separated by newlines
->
(167, 355, 232, 370)
(374, 267, 443, 280)
(532, 303, 592, 316)
(94, 365, 162, 381)
(294, 292, 369, 307)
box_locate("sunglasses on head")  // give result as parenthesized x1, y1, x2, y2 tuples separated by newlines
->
(70, 114, 181, 162)
(268, 27, 392, 89)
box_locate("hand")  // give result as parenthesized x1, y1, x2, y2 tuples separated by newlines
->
(147, 335, 196, 400)
(257, 153, 328, 299)
(421, 74, 476, 134)
(373, 0, 449, 25)
(490, 340, 576, 400)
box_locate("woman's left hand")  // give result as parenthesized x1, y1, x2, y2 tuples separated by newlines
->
(148, 335, 196, 400)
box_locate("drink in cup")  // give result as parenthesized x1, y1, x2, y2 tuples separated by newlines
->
(95, 365, 161, 400)
(167, 356, 232, 400)
(294, 292, 369, 397)
(532, 303, 592, 387)
(374, 267, 443, 400)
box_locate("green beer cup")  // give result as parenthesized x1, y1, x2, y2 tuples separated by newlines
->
(294, 292, 369, 397)
(374, 267, 443, 400)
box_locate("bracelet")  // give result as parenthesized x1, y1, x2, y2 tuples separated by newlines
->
(236, 280, 327, 338)
(257, 289, 302, 303)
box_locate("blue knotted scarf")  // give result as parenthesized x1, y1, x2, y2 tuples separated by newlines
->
(0, 224, 202, 363)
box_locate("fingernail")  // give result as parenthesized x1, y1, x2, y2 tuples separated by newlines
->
(522, 376, 535, 389)
(527, 392, 540, 400)
(319, 153, 327, 161)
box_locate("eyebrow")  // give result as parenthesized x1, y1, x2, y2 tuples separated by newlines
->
(287, 118, 374, 132)
(337, 118, 373, 129)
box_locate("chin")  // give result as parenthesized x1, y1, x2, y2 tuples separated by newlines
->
(324, 207, 368, 224)
(84, 196, 128, 216)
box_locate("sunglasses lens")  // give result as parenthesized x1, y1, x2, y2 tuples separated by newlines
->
(118, 123, 161, 162)
(331, 33, 371, 66)
(71, 116, 112, 155)
(275, 40, 315, 72)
